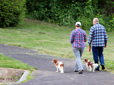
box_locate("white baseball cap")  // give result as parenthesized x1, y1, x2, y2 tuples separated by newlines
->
(75, 21, 81, 26)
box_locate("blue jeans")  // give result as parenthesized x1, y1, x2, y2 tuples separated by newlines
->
(92, 46, 105, 65)
(72, 47, 84, 71)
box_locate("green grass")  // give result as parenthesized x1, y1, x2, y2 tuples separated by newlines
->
(0, 19, 114, 73)
(0, 53, 36, 71)
(0, 53, 36, 83)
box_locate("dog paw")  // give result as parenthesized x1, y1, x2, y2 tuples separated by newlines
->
(60, 72, 64, 73)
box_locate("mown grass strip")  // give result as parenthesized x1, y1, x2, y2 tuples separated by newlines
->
(0, 19, 113, 73)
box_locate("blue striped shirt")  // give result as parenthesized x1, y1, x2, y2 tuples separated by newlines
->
(88, 23, 108, 47)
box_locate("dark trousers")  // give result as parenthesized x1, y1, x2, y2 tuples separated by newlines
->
(92, 46, 105, 65)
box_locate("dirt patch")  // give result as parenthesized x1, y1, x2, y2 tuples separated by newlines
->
(0, 68, 25, 84)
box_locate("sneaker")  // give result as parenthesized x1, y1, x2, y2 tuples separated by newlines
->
(95, 65, 100, 71)
(102, 65, 105, 70)
(74, 70, 78, 72)
(74, 70, 83, 72)
(96, 68, 100, 71)
(78, 70, 83, 74)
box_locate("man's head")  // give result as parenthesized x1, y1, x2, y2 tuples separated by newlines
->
(75, 21, 81, 27)
(93, 18, 99, 25)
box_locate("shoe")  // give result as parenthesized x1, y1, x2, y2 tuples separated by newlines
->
(74, 70, 83, 72)
(95, 65, 100, 71)
(78, 70, 83, 74)
(96, 68, 100, 71)
(101, 65, 105, 70)
(74, 70, 78, 72)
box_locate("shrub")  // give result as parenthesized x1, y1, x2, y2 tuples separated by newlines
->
(26, 0, 114, 31)
(0, 0, 26, 28)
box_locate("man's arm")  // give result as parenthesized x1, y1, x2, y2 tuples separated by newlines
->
(70, 31, 74, 44)
(88, 27, 94, 46)
(104, 28, 108, 47)
(84, 31, 87, 42)
(88, 27, 94, 52)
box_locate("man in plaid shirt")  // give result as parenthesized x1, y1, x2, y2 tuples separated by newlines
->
(70, 21, 87, 74)
(88, 18, 108, 70)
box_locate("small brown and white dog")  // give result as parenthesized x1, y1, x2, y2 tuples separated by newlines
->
(52, 59, 64, 73)
(84, 59, 90, 71)
(84, 59, 99, 72)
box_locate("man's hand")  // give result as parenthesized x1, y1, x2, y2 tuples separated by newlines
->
(104, 45, 107, 48)
(89, 46, 91, 52)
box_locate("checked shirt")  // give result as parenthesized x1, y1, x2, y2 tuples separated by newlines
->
(88, 23, 108, 47)
(70, 28, 87, 48)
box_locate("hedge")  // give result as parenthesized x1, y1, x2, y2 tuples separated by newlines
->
(26, 0, 114, 31)
(0, 0, 26, 28)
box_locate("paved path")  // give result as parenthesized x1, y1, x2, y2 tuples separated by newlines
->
(0, 44, 114, 85)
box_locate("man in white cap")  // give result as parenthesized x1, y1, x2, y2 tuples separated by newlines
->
(70, 21, 87, 74)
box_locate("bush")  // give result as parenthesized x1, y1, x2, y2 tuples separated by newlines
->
(26, 0, 114, 31)
(0, 0, 26, 28)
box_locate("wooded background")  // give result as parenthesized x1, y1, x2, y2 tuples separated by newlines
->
(0, 0, 114, 31)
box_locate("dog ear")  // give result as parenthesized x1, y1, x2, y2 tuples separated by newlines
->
(53, 59, 58, 63)
(53, 59, 56, 61)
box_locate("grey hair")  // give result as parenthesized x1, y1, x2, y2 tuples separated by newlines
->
(93, 18, 99, 23)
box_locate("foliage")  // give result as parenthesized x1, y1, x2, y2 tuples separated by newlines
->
(0, 0, 26, 28)
(26, 0, 114, 31)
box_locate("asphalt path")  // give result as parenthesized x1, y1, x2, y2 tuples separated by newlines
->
(0, 44, 113, 85)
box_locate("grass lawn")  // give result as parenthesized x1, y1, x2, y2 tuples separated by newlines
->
(0, 19, 114, 73)
(0, 53, 36, 71)
(0, 53, 36, 83)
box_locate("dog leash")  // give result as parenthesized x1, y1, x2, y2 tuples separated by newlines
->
(89, 51, 92, 59)
(66, 50, 72, 57)
(89, 46, 92, 57)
